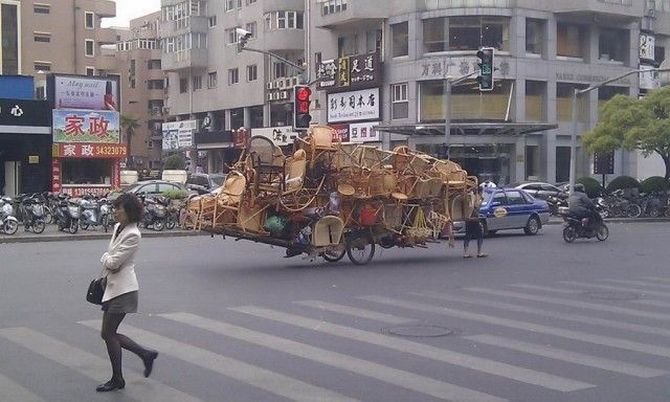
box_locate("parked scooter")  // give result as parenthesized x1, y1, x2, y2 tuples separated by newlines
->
(139, 196, 167, 231)
(79, 194, 112, 232)
(0, 196, 19, 235)
(54, 194, 81, 234)
(18, 195, 46, 234)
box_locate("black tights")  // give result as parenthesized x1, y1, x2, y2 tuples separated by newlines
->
(100, 312, 150, 381)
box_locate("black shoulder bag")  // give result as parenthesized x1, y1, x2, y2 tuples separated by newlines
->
(86, 276, 107, 305)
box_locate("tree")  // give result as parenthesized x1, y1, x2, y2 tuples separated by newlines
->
(163, 154, 185, 170)
(583, 87, 670, 179)
(120, 115, 140, 168)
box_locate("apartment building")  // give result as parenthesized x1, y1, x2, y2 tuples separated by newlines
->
(115, 12, 166, 170)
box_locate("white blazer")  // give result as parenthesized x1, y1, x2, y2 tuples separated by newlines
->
(100, 223, 141, 302)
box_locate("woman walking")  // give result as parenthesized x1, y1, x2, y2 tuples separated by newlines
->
(97, 193, 158, 392)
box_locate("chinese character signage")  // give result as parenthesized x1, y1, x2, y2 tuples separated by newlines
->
(251, 126, 300, 147)
(327, 88, 380, 123)
(317, 52, 381, 91)
(418, 56, 512, 80)
(330, 124, 350, 143)
(640, 33, 655, 62)
(52, 143, 128, 158)
(349, 121, 380, 143)
(49, 75, 120, 111)
(52, 110, 120, 143)
(162, 120, 197, 150)
(0, 98, 51, 128)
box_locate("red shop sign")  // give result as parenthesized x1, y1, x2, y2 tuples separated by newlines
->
(51, 159, 62, 192)
(53, 143, 128, 158)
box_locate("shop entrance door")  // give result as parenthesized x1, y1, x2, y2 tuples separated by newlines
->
(3, 161, 21, 197)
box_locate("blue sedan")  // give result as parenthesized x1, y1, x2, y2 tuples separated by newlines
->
(454, 188, 550, 236)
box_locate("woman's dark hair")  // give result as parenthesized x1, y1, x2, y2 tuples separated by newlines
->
(113, 193, 143, 223)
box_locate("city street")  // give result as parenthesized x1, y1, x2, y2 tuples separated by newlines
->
(1, 222, 670, 402)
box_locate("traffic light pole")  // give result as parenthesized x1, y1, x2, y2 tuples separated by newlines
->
(443, 70, 479, 158)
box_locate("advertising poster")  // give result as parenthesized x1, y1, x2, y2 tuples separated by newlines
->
(52, 109, 120, 143)
(162, 120, 197, 150)
(52, 75, 120, 111)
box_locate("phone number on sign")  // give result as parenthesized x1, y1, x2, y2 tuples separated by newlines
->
(94, 145, 127, 157)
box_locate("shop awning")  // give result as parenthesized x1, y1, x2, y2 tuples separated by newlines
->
(376, 122, 558, 137)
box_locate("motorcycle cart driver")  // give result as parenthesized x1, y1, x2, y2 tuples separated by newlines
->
(568, 183, 599, 229)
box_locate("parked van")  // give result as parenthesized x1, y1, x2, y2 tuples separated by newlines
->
(161, 169, 188, 184)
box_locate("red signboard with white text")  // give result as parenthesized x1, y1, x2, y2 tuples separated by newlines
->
(51, 159, 61, 193)
(52, 143, 127, 158)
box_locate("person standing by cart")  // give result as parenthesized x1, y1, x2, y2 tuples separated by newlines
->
(464, 188, 487, 258)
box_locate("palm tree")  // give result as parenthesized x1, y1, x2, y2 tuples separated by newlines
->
(120, 115, 140, 168)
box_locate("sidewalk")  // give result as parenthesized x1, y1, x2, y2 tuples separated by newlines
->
(0, 224, 206, 244)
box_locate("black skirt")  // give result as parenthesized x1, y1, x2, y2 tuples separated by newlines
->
(464, 219, 483, 240)
(101, 291, 138, 314)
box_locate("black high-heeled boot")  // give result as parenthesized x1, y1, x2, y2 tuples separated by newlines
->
(143, 350, 159, 378)
(96, 378, 125, 392)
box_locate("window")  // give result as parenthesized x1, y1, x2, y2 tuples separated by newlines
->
(34, 4, 50, 14)
(148, 59, 161, 70)
(273, 62, 287, 79)
(228, 68, 239, 85)
(34, 32, 51, 43)
(444, 17, 509, 52)
(85, 11, 95, 29)
(208, 71, 218, 88)
(366, 29, 382, 54)
(33, 62, 52, 72)
(148, 79, 165, 90)
(208, 15, 217, 27)
(338, 35, 357, 57)
(130, 79, 136, 89)
(2, 3, 19, 74)
(391, 22, 408, 57)
(391, 83, 409, 119)
(599, 28, 627, 62)
(268, 11, 303, 30)
(321, 0, 348, 15)
(505, 191, 526, 205)
(180, 78, 188, 93)
(526, 19, 544, 55)
(85, 39, 95, 57)
(491, 192, 507, 205)
(192, 75, 202, 90)
(86, 67, 95, 76)
(525, 80, 546, 122)
(246, 64, 257, 81)
(423, 18, 447, 53)
(245, 22, 257, 38)
(246, 0, 257, 4)
(130, 59, 136, 75)
(225, 0, 240, 11)
(226, 27, 239, 44)
(556, 83, 588, 121)
(557, 23, 585, 58)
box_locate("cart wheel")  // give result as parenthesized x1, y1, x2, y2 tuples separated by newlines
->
(346, 235, 375, 265)
(322, 246, 346, 263)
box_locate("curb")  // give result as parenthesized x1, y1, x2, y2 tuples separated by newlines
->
(0, 230, 207, 245)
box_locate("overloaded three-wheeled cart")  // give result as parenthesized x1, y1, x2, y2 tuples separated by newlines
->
(185, 126, 479, 266)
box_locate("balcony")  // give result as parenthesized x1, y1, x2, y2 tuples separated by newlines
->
(162, 48, 208, 72)
(263, 29, 305, 52)
(315, 0, 389, 29)
(95, 28, 117, 45)
(262, 0, 305, 13)
(95, 0, 116, 18)
(159, 16, 208, 38)
(549, 0, 644, 20)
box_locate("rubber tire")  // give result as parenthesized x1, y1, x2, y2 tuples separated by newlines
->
(626, 204, 642, 218)
(563, 226, 577, 243)
(33, 220, 46, 234)
(524, 216, 541, 235)
(44, 212, 53, 225)
(153, 220, 165, 231)
(3, 220, 19, 235)
(596, 224, 609, 241)
(69, 221, 79, 234)
(101, 215, 109, 233)
(323, 247, 346, 263)
(647, 206, 661, 218)
(346, 236, 375, 265)
(165, 216, 177, 231)
(80, 222, 89, 231)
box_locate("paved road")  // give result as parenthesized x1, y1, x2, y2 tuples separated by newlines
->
(1, 222, 670, 401)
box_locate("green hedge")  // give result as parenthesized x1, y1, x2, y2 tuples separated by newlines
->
(577, 177, 603, 198)
(639, 176, 670, 194)
(163, 154, 186, 170)
(605, 176, 640, 194)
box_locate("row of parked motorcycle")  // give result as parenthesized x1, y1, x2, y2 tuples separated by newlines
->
(0, 192, 181, 236)
(546, 189, 670, 219)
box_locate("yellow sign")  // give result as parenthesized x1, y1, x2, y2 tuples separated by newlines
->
(28, 155, 40, 164)
(493, 207, 508, 218)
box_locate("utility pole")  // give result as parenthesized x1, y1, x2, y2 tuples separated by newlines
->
(443, 70, 479, 158)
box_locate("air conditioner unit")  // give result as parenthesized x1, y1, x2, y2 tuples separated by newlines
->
(279, 91, 288, 100)
(162, 106, 170, 114)
(277, 80, 284, 88)
(291, 77, 298, 86)
(266, 82, 273, 90)
(267, 93, 273, 101)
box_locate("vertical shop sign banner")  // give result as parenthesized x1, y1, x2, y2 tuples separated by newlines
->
(640, 33, 656, 62)
(337, 57, 350, 88)
(327, 88, 380, 123)
(51, 75, 120, 111)
(51, 159, 61, 192)
(52, 110, 120, 143)
(112, 161, 121, 189)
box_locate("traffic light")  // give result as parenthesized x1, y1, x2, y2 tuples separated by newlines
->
(476, 47, 494, 91)
(293, 85, 312, 130)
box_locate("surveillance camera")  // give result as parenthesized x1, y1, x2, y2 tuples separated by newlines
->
(235, 28, 252, 40)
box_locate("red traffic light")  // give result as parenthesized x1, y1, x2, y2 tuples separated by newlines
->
(296, 86, 311, 101)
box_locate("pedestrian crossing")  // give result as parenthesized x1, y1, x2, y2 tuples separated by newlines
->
(1, 276, 670, 401)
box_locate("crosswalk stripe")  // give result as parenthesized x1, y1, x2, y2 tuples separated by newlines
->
(0, 327, 201, 402)
(559, 281, 670, 299)
(643, 276, 670, 283)
(360, 295, 670, 359)
(464, 334, 666, 378)
(604, 279, 670, 290)
(633, 299, 670, 308)
(230, 306, 594, 392)
(78, 320, 357, 402)
(0, 372, 47, 402)
(161, 312, 504, 402)
(465, 287, 670, 321)
(293, 300, 414, 324)
(510, 284, 580, 294)
(416, 290, 670, 339)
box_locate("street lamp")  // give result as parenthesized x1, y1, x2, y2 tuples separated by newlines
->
(443, 70, 479, 158)
(568, 63, 670, 195)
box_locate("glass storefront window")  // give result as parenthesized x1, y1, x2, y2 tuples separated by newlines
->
(419, 80, 512, 122)
(62, 159, 112, 185)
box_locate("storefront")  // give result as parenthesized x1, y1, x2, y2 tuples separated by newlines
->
(0, 98, 52, 196)
(193, 129, 235, 173)
(51, 110, 126, 196)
